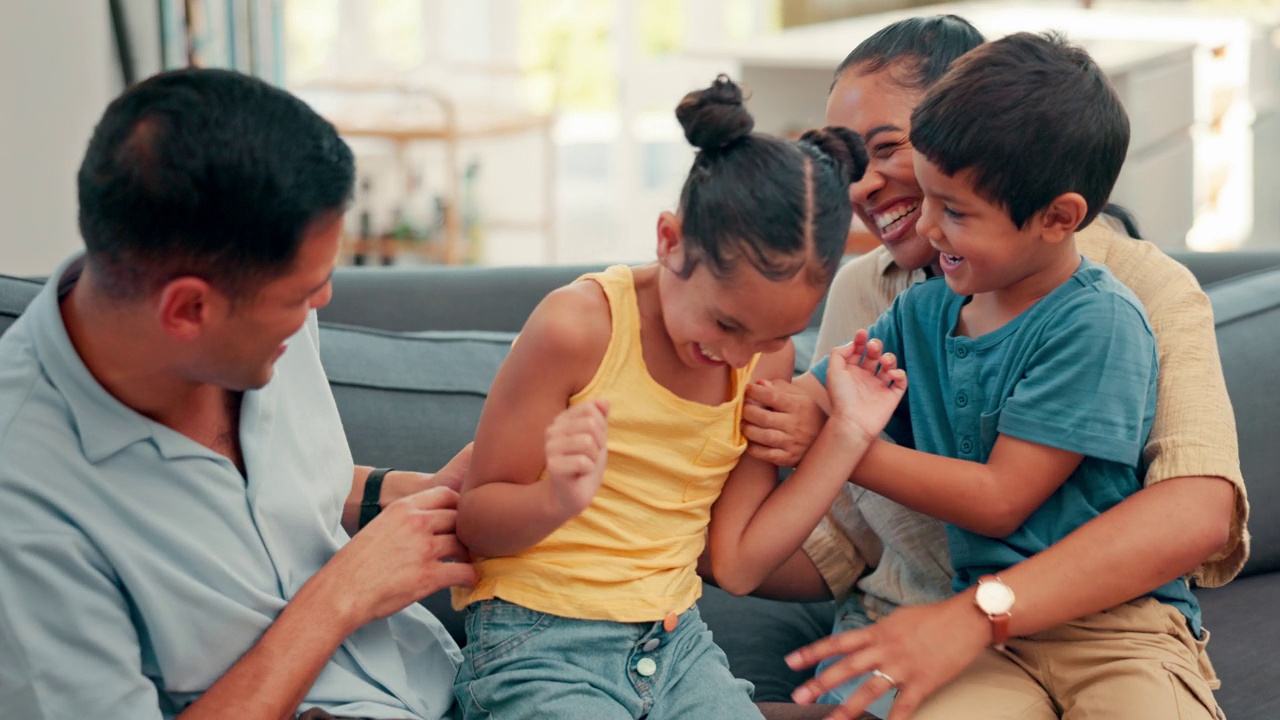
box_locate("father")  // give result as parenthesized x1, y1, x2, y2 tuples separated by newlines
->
(0, 68, 473, 719)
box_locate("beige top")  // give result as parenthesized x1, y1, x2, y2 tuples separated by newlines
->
(803, 221, 1251, 617)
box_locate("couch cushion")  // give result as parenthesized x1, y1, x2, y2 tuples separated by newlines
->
(1194, 572, 1280, 720)
(1171, 249, 1280, 288)
(323, 264, 833, 336)
(699, 585, 834, 702)
(317, 323, 514, 472)
(0, 274, 42, 337)
(1205, 266, 1280, 577)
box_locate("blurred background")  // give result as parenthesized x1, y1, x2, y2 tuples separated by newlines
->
(3, 0, 1278, 275)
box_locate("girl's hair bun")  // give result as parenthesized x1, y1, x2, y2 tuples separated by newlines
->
(676, 75, 755, 152)
(799, 126, 869, 184)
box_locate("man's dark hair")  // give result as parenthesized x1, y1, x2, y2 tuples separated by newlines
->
(832, 14, 985, 92)
(77, 68, 355, 300)
(674, 75, 868, 288)
(909, 32, 1130, 230)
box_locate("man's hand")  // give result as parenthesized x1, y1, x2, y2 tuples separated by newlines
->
(545, 399, 609, 517)
(323, 486, 477, 630)
(742, 380, 827, 467)
(786, 593, 987, 720)
(825, 330, 906, 446)
(380, 443, 474, 506)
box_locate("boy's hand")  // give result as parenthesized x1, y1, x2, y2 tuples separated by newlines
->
(545, 398, 610, 517)
(826, 329, 907, 443)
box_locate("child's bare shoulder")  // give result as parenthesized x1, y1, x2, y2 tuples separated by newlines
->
(519, 279, 613, 368)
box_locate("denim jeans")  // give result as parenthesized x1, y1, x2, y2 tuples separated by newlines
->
(454, 599, 759, 719)
(816, 598, 896, 719)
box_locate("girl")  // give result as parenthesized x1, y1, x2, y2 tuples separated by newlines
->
(452, 75, 905, 720)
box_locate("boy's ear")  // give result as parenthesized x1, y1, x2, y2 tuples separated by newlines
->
(1039, 192, 1089, 244)
(656, 211, 686, 267)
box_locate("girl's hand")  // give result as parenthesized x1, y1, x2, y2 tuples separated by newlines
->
(544, 398, 610, 517)
(825, 329, 907, 444)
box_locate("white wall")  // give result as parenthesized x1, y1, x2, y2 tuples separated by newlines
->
(0, 1, 118, 276)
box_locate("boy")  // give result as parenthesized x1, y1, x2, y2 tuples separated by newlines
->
(798, 32, 1221, 719)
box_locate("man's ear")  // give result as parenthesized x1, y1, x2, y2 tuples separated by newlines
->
(1039, 192, 1088, 244)
(155, 277, 222, 341)
(655, 211, 686, 270)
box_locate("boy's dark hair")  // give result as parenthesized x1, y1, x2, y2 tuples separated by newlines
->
(909, 32, 1130, 230)
(77, 68, 355, 301)
(674, 75, 867, 287)
(832, 14, 985, 92)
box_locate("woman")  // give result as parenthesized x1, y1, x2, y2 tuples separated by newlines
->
(742, 15, 1248, 720)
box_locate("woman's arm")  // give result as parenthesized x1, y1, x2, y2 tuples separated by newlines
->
(787, 473, 1233, 719)
(456, 283, 611, 558)
(709, 334, 905, 596)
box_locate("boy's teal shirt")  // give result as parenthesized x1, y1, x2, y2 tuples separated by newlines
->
(813, 257, 1202, 634)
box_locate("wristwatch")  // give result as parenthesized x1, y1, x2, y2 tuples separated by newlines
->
(974, 575, 1015, 649)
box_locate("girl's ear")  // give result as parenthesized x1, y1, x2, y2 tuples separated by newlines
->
(656, 211, 686, 268)
(1040, 192, 1088, 244)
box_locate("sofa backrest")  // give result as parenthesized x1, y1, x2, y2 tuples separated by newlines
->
(320, 250, 1280, 335)
(1204, 266, 1280, 577)
(0, 274, 41, 337)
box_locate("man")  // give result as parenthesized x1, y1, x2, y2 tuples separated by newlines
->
(0, 68, 474, 719)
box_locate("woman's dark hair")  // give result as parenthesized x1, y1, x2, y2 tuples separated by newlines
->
(78, 67, 355, 301)
(673, 75, 867, 287)
(832, 14, 985, 91)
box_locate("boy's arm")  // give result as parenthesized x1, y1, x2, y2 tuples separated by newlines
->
(709, 333, 905, 596)
(838, 291, 1155, 538)
(456, 284, 611, 558)
(851, 438, 1083, 537)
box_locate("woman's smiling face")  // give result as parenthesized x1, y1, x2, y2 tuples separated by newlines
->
(826, 62, 940, 273)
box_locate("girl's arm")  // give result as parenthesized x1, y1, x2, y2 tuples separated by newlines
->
(456, 283, 611, 558)
(709, 334, 906, 596)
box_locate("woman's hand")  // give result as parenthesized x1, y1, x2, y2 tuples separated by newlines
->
(786, 592, 988, 720)
(742, 380, 827, 466)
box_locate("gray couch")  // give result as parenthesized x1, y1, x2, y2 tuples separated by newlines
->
(2, 248, 1277, 719)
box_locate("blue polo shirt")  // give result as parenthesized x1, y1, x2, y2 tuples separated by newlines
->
(0, 257, 459, 719)
(813, 258, 1201, 633)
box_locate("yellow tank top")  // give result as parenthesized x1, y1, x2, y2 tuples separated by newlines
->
(455, 265, 760, 621)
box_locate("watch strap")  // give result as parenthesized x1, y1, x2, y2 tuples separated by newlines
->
(359, 467, 393, 530)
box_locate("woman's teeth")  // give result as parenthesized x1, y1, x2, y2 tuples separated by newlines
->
(875, 202, 919, 231)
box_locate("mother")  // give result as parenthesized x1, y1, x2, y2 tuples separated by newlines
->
(742, 15, 1249, 719)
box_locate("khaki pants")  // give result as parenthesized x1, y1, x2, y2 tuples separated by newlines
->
(913, 598, 1224, 720)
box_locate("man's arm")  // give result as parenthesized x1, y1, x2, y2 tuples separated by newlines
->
(343, 443, 473, 535)
(179, 488, 472, 719)
(0, 488, 472, 720)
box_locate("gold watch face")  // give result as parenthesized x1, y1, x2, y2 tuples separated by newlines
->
(975, 580, 1015, 615)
